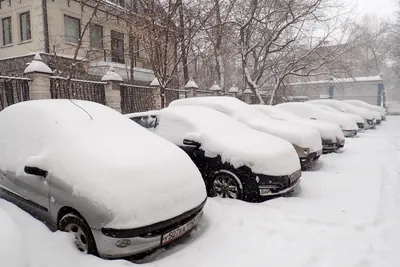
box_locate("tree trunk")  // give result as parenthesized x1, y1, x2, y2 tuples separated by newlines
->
(214, 0, 225, 90)
(244, 66, 264, 104)
(178, 0, 189, 84)
(269, 84, 279, 105)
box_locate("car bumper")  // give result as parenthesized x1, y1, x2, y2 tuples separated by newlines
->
(343, 130, 357, 137)
(300, 149, 322, 170)
(93, 200, 206, 259)
(322, 141, 338, 153)
(258, 170, 301, 196)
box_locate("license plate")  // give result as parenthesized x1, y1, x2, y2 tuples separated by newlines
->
(161, 218, 196, 245)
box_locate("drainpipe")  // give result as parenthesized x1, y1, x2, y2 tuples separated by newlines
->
(42, 0, 50, 53)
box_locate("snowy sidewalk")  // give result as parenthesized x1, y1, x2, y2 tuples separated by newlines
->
(1, 117, 400, 267)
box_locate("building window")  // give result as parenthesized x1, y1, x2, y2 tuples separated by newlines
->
(20, 11, 31, 42)
(109, 0, 126, 7)
(64, 15, 80, 44)
(90, 24, 103, 49)
(111, 30, 125, 63)
(2, 16, 12, 46)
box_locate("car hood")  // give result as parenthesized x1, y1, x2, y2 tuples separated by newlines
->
(245, 117, 322, 153)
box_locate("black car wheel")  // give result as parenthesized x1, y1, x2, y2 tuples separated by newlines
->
(58, 212, 98, 255)
(210, 169, 243, 200)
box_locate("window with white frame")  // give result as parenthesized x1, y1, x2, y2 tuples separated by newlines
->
(90, 24, 103, 49)
(20, 11, 31, 42)
(64, 15, 80, 44)
(2, 16, 12, 46)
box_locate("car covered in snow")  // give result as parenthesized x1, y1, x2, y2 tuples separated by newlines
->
(305, 99, 377, 129)
(309, 103, 365, 130)
(276, 102, 359, 137)
(169, 97, 323, 170)
(0, 100, 207, 259)
(127, 105, 302, 201)
(343, 100, 386, 121)
(252, 104, 345, 153)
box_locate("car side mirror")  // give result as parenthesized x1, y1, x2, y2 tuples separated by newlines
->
(24, 166, 48, 178)
(183, 139, 201, 148)
(310, 117, 316, 120)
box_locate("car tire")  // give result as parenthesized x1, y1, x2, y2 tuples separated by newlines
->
(209, 168, 259, 202)
(58, 212, 98, 255)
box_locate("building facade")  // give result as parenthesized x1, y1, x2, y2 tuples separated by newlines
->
(0, 0, 154, 83)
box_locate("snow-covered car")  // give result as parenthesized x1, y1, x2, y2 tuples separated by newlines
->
(306, 99, 377, 129)
(343, 100, 386, 121)
(127, 105, 302, 201)
(252, 104, 345, 153)
(276, 102, 359, 137)
(169, 97, 323, 170)
(0, 100, 207, 259)
(310, 103, 365, 130)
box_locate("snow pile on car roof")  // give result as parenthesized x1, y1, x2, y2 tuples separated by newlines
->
(277, 102, 358, 131)
(148, 105, 300, 175)
(0, 100, 206, 229)
(170, 97, 322, 152)
(307, 99, 375, 121)
(253, 105, 344, 142)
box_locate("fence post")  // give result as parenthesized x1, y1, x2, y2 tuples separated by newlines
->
(210, 82, 222, 96)
(228, 85, 239, 98)
(101, 67, 122, 113)
(24, 53, 52, 100)
(242, 89, 253, 104)
(185, 79, 198, 98)
(150, 77, 162, 109)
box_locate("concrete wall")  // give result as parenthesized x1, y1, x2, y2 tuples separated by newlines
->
(289, 79, 384, 106)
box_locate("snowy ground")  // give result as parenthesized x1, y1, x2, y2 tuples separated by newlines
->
(2, 117, 400, 267)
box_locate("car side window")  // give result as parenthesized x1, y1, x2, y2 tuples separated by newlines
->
(131, 115, 159, 129)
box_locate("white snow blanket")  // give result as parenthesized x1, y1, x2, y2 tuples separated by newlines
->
(277, 102, 358, 131)
(253, 104, 345, 142)
(0, 100, 206, 229)
(129, 106, 301, 176)
(307, 99, 376, 121)
(1, 117, 400, 267)
(170, 97, 322, 152)
(343, 100, 386, 115)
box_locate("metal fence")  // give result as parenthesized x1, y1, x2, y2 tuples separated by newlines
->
(165, 88, 188, 106)
(0, 76, 30, 111)
(49, 76, 107, 104)
(120, 84, 157, 114)
(196, 89, 214, 97)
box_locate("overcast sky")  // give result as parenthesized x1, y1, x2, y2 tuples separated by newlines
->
(349, 0, 398, 21)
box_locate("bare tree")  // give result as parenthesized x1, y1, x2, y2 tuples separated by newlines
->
(234, 0, 353, 104)
(135, 0, 215, 107)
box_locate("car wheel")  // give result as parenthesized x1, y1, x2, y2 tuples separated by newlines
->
(210, 169, 244, 200)
(58, 213, 98, 255)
